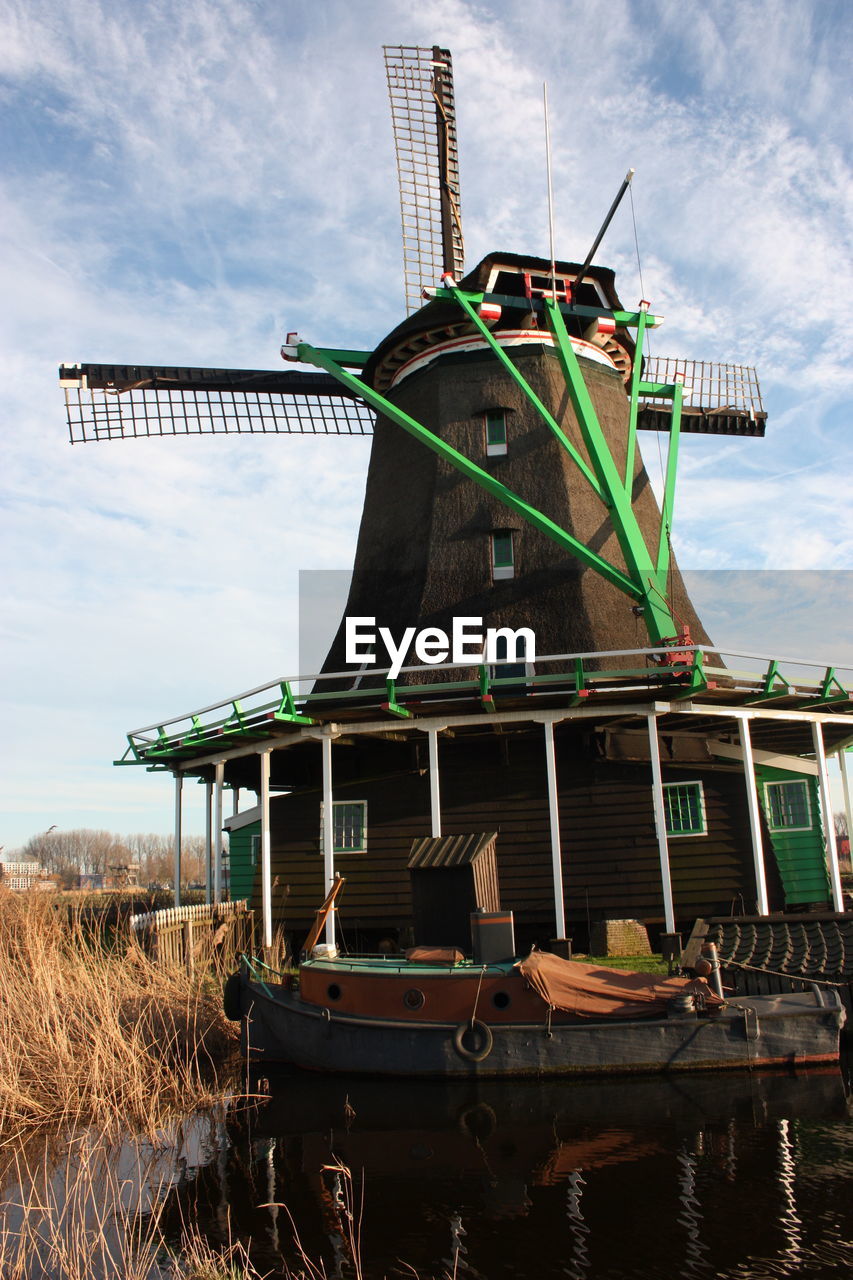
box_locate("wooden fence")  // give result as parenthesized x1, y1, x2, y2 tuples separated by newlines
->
(129, 900, 255, 973)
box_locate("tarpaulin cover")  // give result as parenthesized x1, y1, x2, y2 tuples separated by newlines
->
(517, 950, 723, 1019)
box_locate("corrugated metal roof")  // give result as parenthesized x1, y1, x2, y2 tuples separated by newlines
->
(407, 832, 498, 870)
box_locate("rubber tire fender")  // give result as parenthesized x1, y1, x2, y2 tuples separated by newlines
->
(452, 1018, 494, 1063)
(223, 972, 243, 1022)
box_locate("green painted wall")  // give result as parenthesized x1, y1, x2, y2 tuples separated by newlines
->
(229, 821, 259, 903)
(756, 765, 829, 906)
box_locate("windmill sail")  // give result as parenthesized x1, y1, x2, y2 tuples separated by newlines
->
(59, 363, 374, 443)
(383, 45, 464, 314)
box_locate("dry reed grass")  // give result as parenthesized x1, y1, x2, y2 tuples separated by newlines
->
(0, 1125, 269, 1279)
(0, 890, 239, 1138)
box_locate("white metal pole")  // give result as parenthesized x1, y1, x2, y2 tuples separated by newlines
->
(839, 748, 852, 874)
(322, 734, 336, 948)
(543, 82, 558, 300)
(204, 780, 213, 906)
(647, 713, 676, 934)
(173, 773, 183, 908)
(543, 720, 567, 939)
(812, 722, 845, 911)
(213, 760, 224, 905)
(428, 728, 442, 838)
(260, 748, 273, 950)
(736, 714, 770, 915)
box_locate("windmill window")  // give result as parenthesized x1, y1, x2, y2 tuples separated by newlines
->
(320, 800, 368, 853)
(249, 834, 260, 869)
(764, 780, 813, 832)
(491, 531, 514, 580)
(485, 410, 508, 457)
(663, 781, 707, 837)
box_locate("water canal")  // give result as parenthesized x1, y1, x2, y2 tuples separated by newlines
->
(155, 1059, 853, 1279)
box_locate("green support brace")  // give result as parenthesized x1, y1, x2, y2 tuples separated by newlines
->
(478, 664, 495, 711)
(653, 382, 683, 584)
(275, 681, 316, 725)
(801, 667, 851, 709)
(298, 343, 640, 599)
(442, 283, 606, 500)
(746, 659, 794, 704)
(542, 298, 678, 645)
(624, 304, 648, 492)
(382, 679, 412, 719)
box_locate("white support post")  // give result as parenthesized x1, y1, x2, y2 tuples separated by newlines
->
(812, 722, 845, 912)
(213, 760, 224, 905)
(647, 713, 676, 934)
(322, 733, 336, 948)
(173, 773, 183, 908)
(204, 781, 213, 906)
(735, 714, 770, 915)
(543, 720, 567, 940)
(840, 748, 853, 873)
(260, 748, 273, 951)
(232, 785, 240, 816)
(428, 728, 442, 837)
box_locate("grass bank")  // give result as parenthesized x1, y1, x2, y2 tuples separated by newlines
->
(0, 890, 239, 1137)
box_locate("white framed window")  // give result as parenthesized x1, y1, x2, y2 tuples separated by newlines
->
(663, 781, 707, 837)
(485, 409, 508, 457)
(491, 530, 514, 580)
(249, 833, 260, 868)
(321, 800, 368, 853)
(764, 780, 813, 832)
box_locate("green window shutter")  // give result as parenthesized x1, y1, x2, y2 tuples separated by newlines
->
(485, 409, 508, 453)
(765, 780, 813, 831)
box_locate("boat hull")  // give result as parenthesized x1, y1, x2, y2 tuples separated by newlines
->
(234, 974, 845, 1077)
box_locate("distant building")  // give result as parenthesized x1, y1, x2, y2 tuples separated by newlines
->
(0, 861, 44, 891)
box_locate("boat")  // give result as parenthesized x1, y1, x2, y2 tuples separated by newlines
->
(224, 942, 846, 1078)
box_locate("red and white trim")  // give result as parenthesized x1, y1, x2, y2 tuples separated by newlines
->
(389, 329, 619, 389)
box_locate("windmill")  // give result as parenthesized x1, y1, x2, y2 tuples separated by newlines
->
(59, 45, 767, 680)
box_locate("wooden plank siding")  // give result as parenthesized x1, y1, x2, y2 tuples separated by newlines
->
(251, 726, 782, 943)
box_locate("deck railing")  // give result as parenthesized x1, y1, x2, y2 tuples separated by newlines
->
(118, 644, 853, 765)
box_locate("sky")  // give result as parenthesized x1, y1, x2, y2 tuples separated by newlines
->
(2, 0, 852, 850)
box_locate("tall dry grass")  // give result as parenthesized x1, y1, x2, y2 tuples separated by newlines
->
(0, 1126, 269, 1279)
(0, 890, 239, 1137)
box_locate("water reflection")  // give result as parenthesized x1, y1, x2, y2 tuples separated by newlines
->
(155, 1064, 852, 1280)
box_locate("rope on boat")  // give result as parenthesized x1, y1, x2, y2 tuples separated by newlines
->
(723, 959, 845, 989)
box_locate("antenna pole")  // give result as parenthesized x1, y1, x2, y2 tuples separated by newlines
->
(572, 168, 634, 296)
(543, 83, 557, 300)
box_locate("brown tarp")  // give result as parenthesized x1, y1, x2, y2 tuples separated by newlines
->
(517, 950, 723, 1019)
(405, 946, 465, 964)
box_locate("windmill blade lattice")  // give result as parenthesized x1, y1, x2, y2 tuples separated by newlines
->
(384, 45, 464, 314)
(638, 357, 766, 436)
(60, 364, 375, 444)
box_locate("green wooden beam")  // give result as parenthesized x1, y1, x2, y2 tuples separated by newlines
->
(542, 298, 677, 645)
(442, 282, 607, 501)
(298, 342, 640, 598)
(655, 382, 683, 585)
(624, 304, 648, 492)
